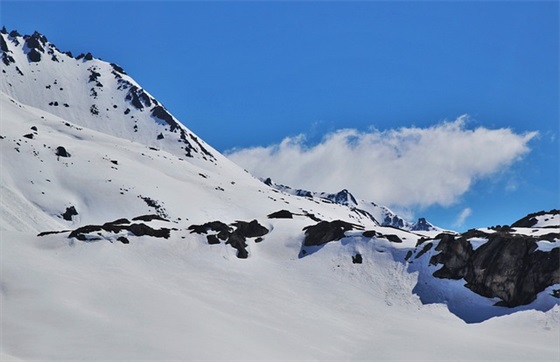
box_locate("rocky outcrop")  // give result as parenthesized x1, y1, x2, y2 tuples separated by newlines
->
(429, 231, 560, 307)
(61, 206, 78, 221)
(58, 215, 172, 241)
(511, 209, 560, 228)
(302, 220, 360, 247)
(189, 220, 269, 259)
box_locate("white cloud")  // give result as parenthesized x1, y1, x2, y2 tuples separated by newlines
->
(226, 116, 537, 208)
(454, 208, 472, 227)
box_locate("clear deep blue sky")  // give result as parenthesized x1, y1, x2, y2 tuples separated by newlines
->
(2, 1, 558, 230)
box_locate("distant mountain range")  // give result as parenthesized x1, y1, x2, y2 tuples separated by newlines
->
(1, 29, 558, 360)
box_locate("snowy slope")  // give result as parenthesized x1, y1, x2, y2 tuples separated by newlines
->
(0, 29, 222, 171)
(1, 30, 559, 361)
(0, 91, 383, 233)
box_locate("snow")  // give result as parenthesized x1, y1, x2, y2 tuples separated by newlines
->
(469, 237, 488, 250)
(536, 239, 560, 252)
(533, 213, 560, 228)
(2, 230, 559, 360)
(1, 31, 559, 361)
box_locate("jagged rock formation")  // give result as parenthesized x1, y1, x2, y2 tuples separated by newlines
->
(412, 220, 560, 307)
(189, 220, 269, 259)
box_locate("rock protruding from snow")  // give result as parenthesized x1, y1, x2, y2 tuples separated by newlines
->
(302, 220, 362, 247)
(427, 230, 560, 307)
(189, 220, 269, 259)
(411, 217, 438, 231)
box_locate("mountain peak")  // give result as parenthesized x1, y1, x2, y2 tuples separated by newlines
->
(0, 29, 220, 168)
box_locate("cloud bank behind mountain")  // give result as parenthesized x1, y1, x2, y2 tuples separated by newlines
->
(226, 117, 537, 209)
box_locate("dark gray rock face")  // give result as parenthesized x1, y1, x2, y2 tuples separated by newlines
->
(429, 231, 560, 307)
(64, 216, 171, 241)
(189, 219, 269, 259)
(55, 146, 70, 157)
(267, 210, 293, 219)
(411, 217, 436, 231)
(61, 206, 78, 221)
(302, 220, 357, 246)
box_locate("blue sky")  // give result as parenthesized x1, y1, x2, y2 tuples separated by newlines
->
(2, 1, 558, 230)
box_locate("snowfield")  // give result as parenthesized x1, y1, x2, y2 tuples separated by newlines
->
(2, 229, 559, 360)
(1, 30, 559, 360)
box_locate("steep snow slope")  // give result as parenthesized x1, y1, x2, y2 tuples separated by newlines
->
(0, 91, 382, 233)
(0, 29, 221, 171)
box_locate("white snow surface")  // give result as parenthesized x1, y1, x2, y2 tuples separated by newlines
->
(1, 31, 559, 360)
(533, 213, 560, 228)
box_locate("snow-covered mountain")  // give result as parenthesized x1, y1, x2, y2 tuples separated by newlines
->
(1, 30, 558, 361)
(264, 177, 441, 231)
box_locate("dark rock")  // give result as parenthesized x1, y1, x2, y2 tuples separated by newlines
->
(190, 220, 267, 259)
(188, 221, 230, 235)
(427, 230, 560, 307)
(132, 214, 167, 222)
(411, 217, 435, 231)
(326, 189, 358, 206)
(127, 223, 170, 238)
(30, 126, 37, 131)
(2, 53, 15, 66)
(232, 220, 269, 238)
(37, 230, 70, 237)
(383, 215, 405, 229)
(27, 48, 41, 62)
(362, 230, 378, 238)
(24, 32, 45, 52)
(61, 206, 78, 221)
(9, 30, 21, 38)
(117, 236, 130, 244)
(68, 225, 103, 239)
(110, 63, 127, 74)
(464, 233, 558, 307)
(55, 146, 70, 157)
(352, 253, 363, 264)
(102, 218, 130, 228)
(84, 52, 93, 61)
(23, 133, 34, 139)
(404, 250, 413, 261)
(430, 234, 471, 279)
(151, 106, 179, 132)
(415, 242, 433, 259)
(207, 234, 221, 245)
(0, 34, 8, 52)
(302, 220, 356, 246)
(267, 210, 293, 219)
(157, 133, 164, 140)
(384, 234, 402, 243)
(226, 231, 249, 259)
